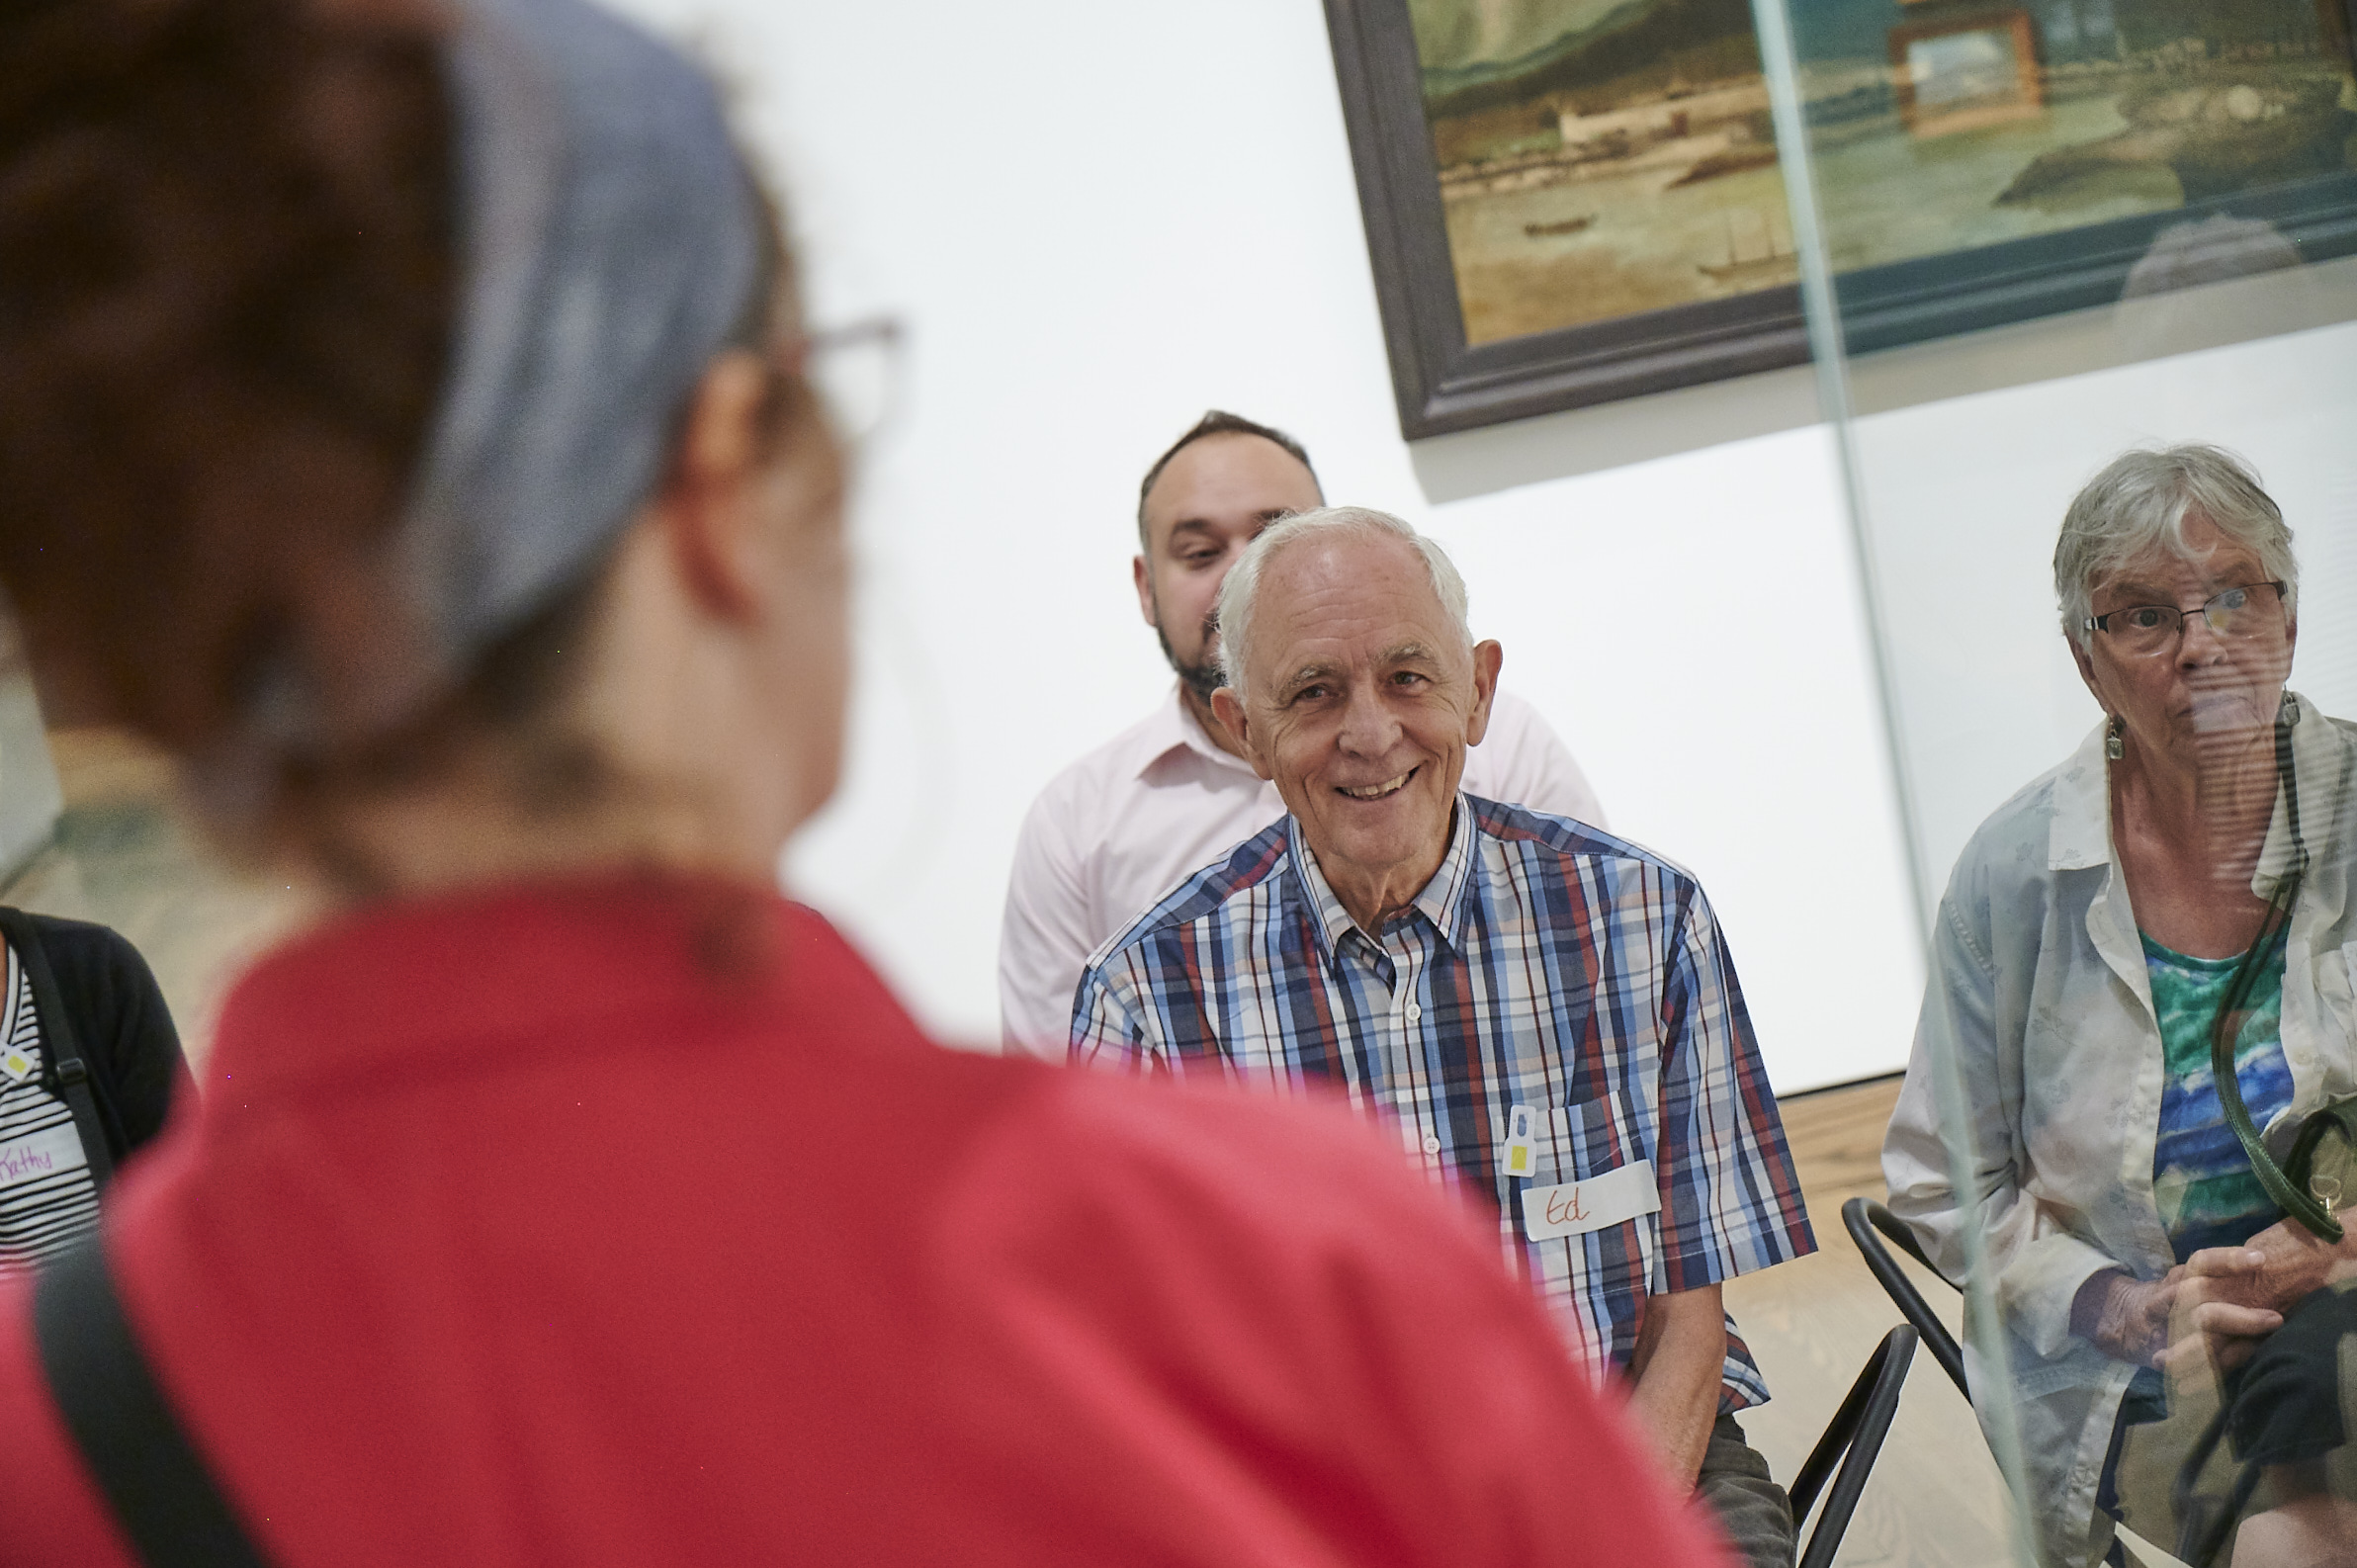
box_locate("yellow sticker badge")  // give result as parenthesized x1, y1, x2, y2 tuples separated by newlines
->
(1503, 1103, 1536, 1179)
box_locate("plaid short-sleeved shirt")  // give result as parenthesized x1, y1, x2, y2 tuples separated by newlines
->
(1073, 795, 1814, 1409)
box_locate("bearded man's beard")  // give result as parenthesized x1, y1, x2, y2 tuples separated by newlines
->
(1156, 612, 1225, 704)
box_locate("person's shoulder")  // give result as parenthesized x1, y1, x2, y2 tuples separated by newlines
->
(1923, 741, 2106, 955)
(958, 1066, 1504, 1292)
(1949, 745, 2087, 889)
(807, 1025, 1482, 1274)
(1004, 1067, 1377, 1176)
(0, 908, 154, 984)
(1480, 689, 1577, 757)
(1466, 693, 1604, 820)
(1466, 796, 1698, 894)
(2311, 702, 2357, 759)
(2, 907, 129, 947)
(1464, 692, 1575, 785)
(1083, 819, 1291, 972)
(1009, 702, 1186, 875)
(1484, 688, 1546, 730)
(1026, 703, 1180, 812)
(2286, 692, 2357, 861)
(917, 1064, 1732, 1564)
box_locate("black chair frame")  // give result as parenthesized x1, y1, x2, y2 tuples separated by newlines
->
(1844, 1196, 1968, 1400)
(1790, 1324, 1920, 1568)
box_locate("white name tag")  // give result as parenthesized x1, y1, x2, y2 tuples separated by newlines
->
(1521, 1158, 1661, 1242)
(0, 1123, 87, 1192)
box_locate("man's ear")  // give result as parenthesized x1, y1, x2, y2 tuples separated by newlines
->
(1209, 686, 1271, 780)
(1133, 553, 1158, 630)
(656, 350, 775, 623)
(1464, 640, 1503, 747)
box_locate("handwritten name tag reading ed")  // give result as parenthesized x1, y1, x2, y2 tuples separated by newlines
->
(1521, 1158, 1660, 1243)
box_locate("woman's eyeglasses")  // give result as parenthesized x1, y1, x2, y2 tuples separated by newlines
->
(790, 316, 905, 445)
(2083, 580, 2288, 656)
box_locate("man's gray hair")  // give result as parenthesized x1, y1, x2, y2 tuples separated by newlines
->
(1216, 506, 1471, 693)
(2055, 443, 2298, 646)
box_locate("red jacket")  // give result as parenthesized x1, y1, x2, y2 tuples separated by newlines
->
(0, 879, 1728, 1566)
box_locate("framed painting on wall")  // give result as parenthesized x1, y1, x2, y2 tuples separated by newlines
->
(1324, 0, 1810, 439)
(1326, 0, 2357, 439)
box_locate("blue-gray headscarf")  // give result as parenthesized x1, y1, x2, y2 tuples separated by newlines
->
(248, 0, 761, 756)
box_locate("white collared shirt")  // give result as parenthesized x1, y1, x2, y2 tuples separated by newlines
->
(1882, 694, 2357, 1567)
(998, 685, 1605, 1058)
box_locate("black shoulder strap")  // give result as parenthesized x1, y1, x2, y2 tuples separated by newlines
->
(0, 907, 116, 1188)
(32, 1236, 273, 1568)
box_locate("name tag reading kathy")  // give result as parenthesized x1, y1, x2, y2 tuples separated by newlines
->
(1522, 1159, 1660, 1242)
(0, 1124, 87, 1192)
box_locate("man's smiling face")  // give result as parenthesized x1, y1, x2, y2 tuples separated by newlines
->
(1213, 529, 1500, 927)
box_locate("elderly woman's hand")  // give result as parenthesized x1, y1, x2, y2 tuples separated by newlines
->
(2164, 1245, 2300, 1374)
(2072, 1266, 2189, 1365)
(2253, 1215, 2357, 1298)
(2161, 1223, 2357, 1372)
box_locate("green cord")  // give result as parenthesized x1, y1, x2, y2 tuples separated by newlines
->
(2211, 884, 2335, 1241)
(2210, 711, 2332, 1241)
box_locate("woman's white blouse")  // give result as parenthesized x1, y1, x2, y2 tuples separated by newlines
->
(1881, 694, 2357, 1568)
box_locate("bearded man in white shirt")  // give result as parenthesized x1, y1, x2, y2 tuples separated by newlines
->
(997, 410, 1606, 1058)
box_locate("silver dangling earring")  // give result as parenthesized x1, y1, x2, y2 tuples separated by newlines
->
(2105, 715, 2125, 761)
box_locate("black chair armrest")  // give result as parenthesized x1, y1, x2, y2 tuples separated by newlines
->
(1843, 1196, 1968, 1400)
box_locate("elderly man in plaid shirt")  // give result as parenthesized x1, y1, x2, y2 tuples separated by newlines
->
(1072, 506, 1815, 1568)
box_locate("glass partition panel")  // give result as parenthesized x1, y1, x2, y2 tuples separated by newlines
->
(0, 606, 58, 881)
(1753, 0, 2357, 1560)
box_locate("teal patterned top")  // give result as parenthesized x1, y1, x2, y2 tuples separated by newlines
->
(2144, 930, 2292, 1263)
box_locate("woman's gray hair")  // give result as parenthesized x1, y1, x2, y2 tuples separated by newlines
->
(2055, 444, 2298, 646)
(1216, 506, 1471, 694)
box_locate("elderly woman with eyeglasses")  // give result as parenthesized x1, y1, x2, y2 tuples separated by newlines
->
(1882, 444, 2357, 1567)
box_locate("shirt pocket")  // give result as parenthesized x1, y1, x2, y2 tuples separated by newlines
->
(1532, 1094, 1645, 1179)
(1531, 1096, 1660, 1298)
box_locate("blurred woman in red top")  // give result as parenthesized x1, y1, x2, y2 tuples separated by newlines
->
(0, 1, 1730, 1564)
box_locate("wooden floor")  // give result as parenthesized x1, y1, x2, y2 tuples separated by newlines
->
(8, 731, 2041, 1564)
(1728, 1077, 2023, 1566)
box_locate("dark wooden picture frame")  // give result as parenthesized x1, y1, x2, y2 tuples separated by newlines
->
(1323, 0, 1806, 440)
(1325, 0, 2357, 442)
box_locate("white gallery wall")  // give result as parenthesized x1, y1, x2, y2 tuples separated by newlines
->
(604, 0, 2350, 1093)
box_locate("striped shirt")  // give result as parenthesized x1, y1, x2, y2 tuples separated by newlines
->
(1073, 795, 1814, 1408)
(0, 941, 99, 1279)
(2143, 929, 2293, 1261)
